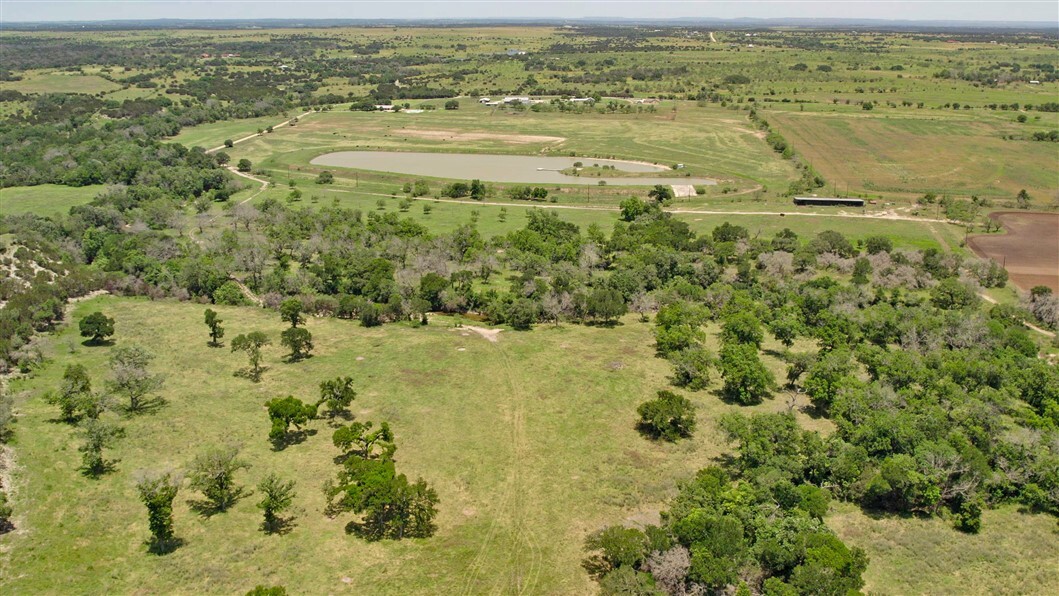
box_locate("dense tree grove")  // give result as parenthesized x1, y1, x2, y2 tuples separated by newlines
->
(585, 464, 864, 595)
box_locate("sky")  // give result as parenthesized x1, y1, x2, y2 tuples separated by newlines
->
(1, 1, 1056, 24)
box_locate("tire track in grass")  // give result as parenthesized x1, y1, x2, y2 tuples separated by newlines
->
(460, 336, 542, 595)
(460, 339, 519, 595)
(491, 344, 543, 596)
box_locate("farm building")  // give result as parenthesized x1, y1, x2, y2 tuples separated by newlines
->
(793, 197, 865, 207)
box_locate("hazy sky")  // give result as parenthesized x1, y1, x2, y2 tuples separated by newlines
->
(2, 1, 1056, 23)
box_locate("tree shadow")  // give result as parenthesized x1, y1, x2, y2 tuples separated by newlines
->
(343, 519, 390, 541)
(798, 401, 829, 420)
(634, 421, 686, 443)
(146, 537, 185, 555)
(762, 347, 788, 360)
(713, 452, 740, 470)
(81, 459, 120, 478)
(269, 428, 316, 452)
(859, 506, 921, 522)
(283, 353, 313, 364)
(187, 490, 248, 518)
(261, 515, 297, 536)
(331, 451, 357, 465)
(81, 338, 116, 347)
(586, 320, 623, 328)
(122, 396, 167, 417)
(45, 415, 80, 426)
(207, 341, 225, 349)
(234, 367, 269, 382)
(324, 410, 355, 425)
(712, 388, 768, 407)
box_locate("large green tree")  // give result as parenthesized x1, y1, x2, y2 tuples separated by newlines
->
(719, 343, 774, 405)
(326, 456, 439, 541)
(79, 311, 115, 344)
(636, 390, 696, 441)
(280, 327, 313, 361)
(265, 396, 317, 445)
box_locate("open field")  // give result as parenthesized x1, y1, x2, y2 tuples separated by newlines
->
(172, 114, 305, 150)
(1, 72, 121, 95)
(0, 184, 104, 217)
(4, 295, 1055, 594)
(830, 503, 1059, 595)
(227, 103, 798, 201)
(968, 212, 1059, 292)
(770, 109, 1059, 199)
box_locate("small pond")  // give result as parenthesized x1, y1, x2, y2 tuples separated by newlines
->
(310, 151, 716, 186)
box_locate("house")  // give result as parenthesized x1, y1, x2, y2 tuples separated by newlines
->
(503, 96, 531, 104)
(373, 104, 395, 112)
(570, 97, 595, 104)
(1030, 80, 1041, 85)
(478, 97, 491, 103)
(793, 197, 865, 207)
(506, 49, 527, 56)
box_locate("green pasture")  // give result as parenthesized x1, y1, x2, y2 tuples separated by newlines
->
(2, 72, 120, 95)
(769, 109, 1059, 201)
(172, 114, 308, 150)
(1, 296, 812, 593)
(0, 184, 103, 217)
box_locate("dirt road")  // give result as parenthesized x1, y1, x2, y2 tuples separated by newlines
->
(205, 109, 317, 154)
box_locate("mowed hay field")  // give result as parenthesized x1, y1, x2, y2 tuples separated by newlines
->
(769, 110, 1059, 199)
(4, 296, 1057, 594)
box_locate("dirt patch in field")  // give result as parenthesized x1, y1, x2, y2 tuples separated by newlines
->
(967, 212, 1059, 292)
(461, 325, 502, 343)
(397, 128, 565, 144)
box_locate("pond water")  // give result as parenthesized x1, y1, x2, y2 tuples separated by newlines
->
(310, 151, 716, 186)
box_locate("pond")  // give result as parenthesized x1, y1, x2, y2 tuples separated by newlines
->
(310, 151, 716, 186)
